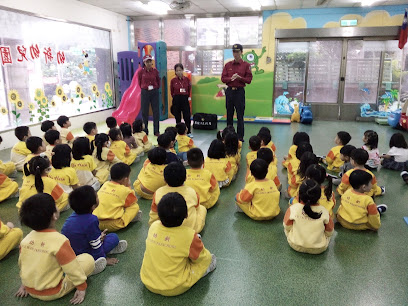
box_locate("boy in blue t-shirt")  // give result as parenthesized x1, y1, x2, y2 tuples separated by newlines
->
(61, 186, 128, 275)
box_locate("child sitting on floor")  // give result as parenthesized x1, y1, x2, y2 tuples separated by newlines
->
(246, 135, 261, 170)
(185, 148, 220, 209)
(106, 116, 118, 134)
(62, 186, 128, 275)
(0, 135, 16, 177)
(246, 148, 281, 189)
(257, 128, 277, 165)
(362, 130, 380, 171)
(332, 145, 356, 185)
(382, 133, 408, 171)
(132, 119, 152, 152)
(0, 218, 23, 260)
(11, 126, 32, 171)
(283, 179, 334, 254)
(149, 162, 207, 233)
(140, 192, 216, 296)
(133, 147, 167, 200)
(165, 126, 178, 154)
(83, 122, 98, 144)
(93, 133, 121, 184)
(120, 122, 144, 157)
(157, 132, 179, 164)
(93, 163, 141, 232)
(224, 131, 240, 182)
(324, 131, 351, 171)
(15, 193, 94, 303)
(44, 129, 61, 160)
(337, 170, 387, 231)
(236, 159, 280, 221)
(176, 122, 194, 161)
(283, 132, 310, 169)
(57, 115, 74, 145)
(204, 139, 232, 188)
(109, 128, 137, 166)
(25, 136, 46, 165)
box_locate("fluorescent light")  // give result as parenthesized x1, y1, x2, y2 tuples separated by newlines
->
(136, 1, 169, 15)
(360, 0, 381, 6)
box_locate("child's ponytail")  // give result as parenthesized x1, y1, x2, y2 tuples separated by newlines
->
(95, 133, 109, 161)
(28, 155, 50, 193)
(324, 176, 333, 202)
(305, 164, 332, 202)
(299, 179, 322, 220)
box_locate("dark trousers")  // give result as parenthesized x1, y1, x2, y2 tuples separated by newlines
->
(225, 87, 245, 140)
(141, 89, 159, 135)
(382, 157, 408, 171)
(172, 95, 191, 133)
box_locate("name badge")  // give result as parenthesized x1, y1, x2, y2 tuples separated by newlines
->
(148, 85, 154, 91)
(180, 88, 186, 93)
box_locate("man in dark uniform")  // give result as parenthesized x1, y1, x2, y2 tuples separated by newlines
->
(221, 44, 253, 141)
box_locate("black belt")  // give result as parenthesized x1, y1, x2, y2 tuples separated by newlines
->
(228, 86, 243, 90)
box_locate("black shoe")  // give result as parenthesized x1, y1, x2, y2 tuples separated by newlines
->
(401, 171, 408, 184)
(377, 204, 387, 214)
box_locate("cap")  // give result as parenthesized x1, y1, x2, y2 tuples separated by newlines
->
(232, 44, 243, 52)
(143, 55, 153, 62)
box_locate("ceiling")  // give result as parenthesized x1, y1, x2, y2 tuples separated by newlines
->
(79, 0, 408, 17)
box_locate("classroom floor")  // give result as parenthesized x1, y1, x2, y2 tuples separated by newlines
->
(1, 120, 408, 305)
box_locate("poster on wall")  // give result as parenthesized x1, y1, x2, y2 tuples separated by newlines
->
(0, 9, 114, 131)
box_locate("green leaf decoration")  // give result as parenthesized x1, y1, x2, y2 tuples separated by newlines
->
(39, 116, 43, 121)
(45, 115, 50, 118)
(16, 113, 20, 118)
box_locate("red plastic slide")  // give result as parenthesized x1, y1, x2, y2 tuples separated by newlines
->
(112, 67, 142, 125)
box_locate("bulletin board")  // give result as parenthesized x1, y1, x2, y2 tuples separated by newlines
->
(0, 7, 115, 131)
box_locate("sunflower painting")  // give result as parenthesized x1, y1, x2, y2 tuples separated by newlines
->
(55, 86, 64, 97)
(50, 100, 57, 107)
(28, 103, 36, 122)
(104, 82, 111, 92)
(91, 84, 98, 94)
(11, 99, 23, 126)
(35, 88, 44, 100)
(61, 95, 68, 103)
(75, 85, 82, 95)
(0, 106, 8, 115)
(15, 100, 24, 110)
(8, 90, 20, 104)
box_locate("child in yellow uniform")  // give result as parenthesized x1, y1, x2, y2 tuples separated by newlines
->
(204, 139, 232, 188)
(17, 156, 69, 211)
(71, 137, 100, 191)
(106, 116, 118, 134)
(25, 136, 47, 165)
(120, 123, 144, 157)
(257, 127, 277, 166)
(133, 147, 167, 200)
(236, 159, 280, 220)
(15, 193, 94, 303)
(149, 162, 207, 233)
(165, 126, 179, 154)
(93, 133, 121, 184)
(83, 122, 98, 144)
(109, 128, 137, 166)
(141, 192, 216, 296)
(133, 119, 152, 152)
(57, 115, 74, 145)
(224, 132, 240, 183)
(283, 132, 310, 169)
(176, 122, 195, 161)
(11, 126, 31, 171)
(44, 130, 61, 160)
(0, 136, 16, 176)
(337, 170, 387, 231)
(48, 144, 80, 194)
(0, 173, 19, 202)
(157, 132, 179, 164)
(93, 163, 141, 232)
(246, 135, 261, 170)
(0, 219, 23, 260)
(41, 120, 57, 146)
(246, 148, 281, 189)
(185, 148, 220, 209)
(324, 131, 351, 171)
(283, 179, 334, 254)
(337, 149, 384, 197)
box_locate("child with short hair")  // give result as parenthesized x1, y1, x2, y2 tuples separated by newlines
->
(106, 116, 117, 133)
(362, 130, 380, 170)
(93, 133, 121, 184)
(176, 122, 194, 161)
(57, 115, 74, 145)
(204, 139, 232, 188)
(0, 135, 16, 177)
(257, 128, 278, 165)
(48, 144, 80, 194)
(140, 192, 216, 296)
(337, 148, 384, 197)
(15, 193, 94, 303)
(149, 162, 207, 233)
(133, 147, 167, 200)
(109, 128, 137, 165)
(185, 148, 220, 209)
(11, 126, 31, 171)
(71, 137, 100, 191)
(164, 126, 178, 153)
(44, 129, 61, 160)
(283, 179, 334, 254)
(157, 132, 179, 164)
(236, 159, 280, 220)
(287, 152, 319, 198)
(83, 122, 98, 143)
(0, 218, 23, 260)
(132, 119, 152, 152)
(325, 131, 351, 171)
(247, 135, 261, 169)
(17, 156, 69, 211)
(286, 142, 313, 197)
(333, 145, 356, 185)
(382, 132, 408, 171)
(218, 126, 242, 154)
(224, 132, 241, 182)
(283, 132, 310, 169)
(93, 163, 141, 232)
(337, 170, 387, 231)
(246, 148, 281, 189)
(41, 120, 56, 146)
(25, 136, 46, 165)
(120, 123, 144, 157)
(62, 186, 127, 275)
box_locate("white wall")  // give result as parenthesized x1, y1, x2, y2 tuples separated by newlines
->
(0, 0, 128, 150)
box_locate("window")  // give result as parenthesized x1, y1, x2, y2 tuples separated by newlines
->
(163, 19, 191, 47)
(167, 51, 180, 70)
(133, 20, 161, 43)
(229, 16, 259, 46)
(196, 18, 225, 46)
(181, 51, 197, 73)
(196, 50, 224, 75)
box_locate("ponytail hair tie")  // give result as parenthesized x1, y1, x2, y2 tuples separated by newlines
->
(39, 153, 47, 158)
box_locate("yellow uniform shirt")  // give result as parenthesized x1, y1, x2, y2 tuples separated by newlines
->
(0, 160, 16, 176)
(246, 151, 258, 169)
(0, 173, 18, 202)
(176, 134, 195, 153)
(260, 145, 278, 166)
(203, 157, 232, 186)
(246, 163, 281, 189)
(283, 145, 297, 168)
(60, 127, 74, 145)
(337, 189, 381, 230)
(19, 229, 88, 296)
(149, 185, 207, 233)
(134, 160, 166, 195)
(291, 187, 336, 218)
(70, 155, 99, 187)
(16, 175, 68, 210)
(110, 140, 137, 165)
(337, 168, 382, 197)
(326, 145, 343, 171)
(185, 168, 220, 209)
(283, 203, 334, 254)
(93, 147, 121, 184)
(133, 132, 152, 152)
(267, 141, 277, 152)
(287, 158, 301, 197)
(226, 155, 239, 182)
(45, 145, 55, 160)
(86, 135, 95, 143)
(11, 141, 31, 171)
(236, 179, 280, 220)
(48, 167, 79, 194)
(140, 221, 212, 296)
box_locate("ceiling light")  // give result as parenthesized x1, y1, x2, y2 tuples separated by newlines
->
(241, 0, 261, 11)
(360, 0, 380, 6)
(136, 1, 169, 15)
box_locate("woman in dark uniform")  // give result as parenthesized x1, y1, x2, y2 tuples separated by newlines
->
(170, 63, 192, 137)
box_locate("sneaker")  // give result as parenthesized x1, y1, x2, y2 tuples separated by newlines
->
(202, 254, 217, 277)
(401, 171, 408, 183)
(131, 210, 142, 222)
(380, 186, 386, 195)
(377, 204, 388, 214)
(235, 204, 244, 213)
(92, 257, 107, 275)
(187, 133, 194, 138)
(108, 240, 128, 254)
(326, 173, 338, 180)
(197, 234, 202, 239)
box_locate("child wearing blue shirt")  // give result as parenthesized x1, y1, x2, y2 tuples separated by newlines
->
(61, 186, 128, 275)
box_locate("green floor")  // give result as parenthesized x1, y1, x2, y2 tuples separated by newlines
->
(1, 120, 408, 305)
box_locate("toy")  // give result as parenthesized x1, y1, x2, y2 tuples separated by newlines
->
(291, 104, 300, 122)
(360, 103, 389, 118)
(243, 47, 266, 74)
(388, 109, 401, 128)
(299, 103, 313, 124)
(399, 99, 408, 130)
(275, 92, 293, 115)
